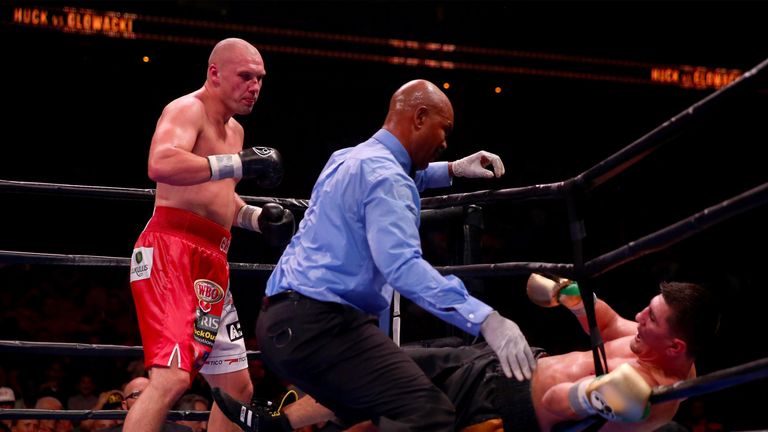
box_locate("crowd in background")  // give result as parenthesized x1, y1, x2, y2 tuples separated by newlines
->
(0, 264, 290, 432)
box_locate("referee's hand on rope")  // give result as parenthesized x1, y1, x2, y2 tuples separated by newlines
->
(480, 311, 536, 381)
(450, 150, 505, 178)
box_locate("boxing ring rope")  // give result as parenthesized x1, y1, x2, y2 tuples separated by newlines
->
(583, 181, 768, 278)
(0, 250, 276, 274)
(7, 172, 766, 280)
(651, 356, 768, 405)
(3, 175, 767, 280)
(0, 179, 310, 211)
(1, 57, 766, 429)
(0, 340, 144, 357)
(0, 409, 209, 422)
(0, 340, 261, 358)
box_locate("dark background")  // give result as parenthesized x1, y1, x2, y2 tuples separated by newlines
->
(1, 1, 767, 429)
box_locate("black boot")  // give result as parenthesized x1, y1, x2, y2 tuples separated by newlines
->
(211, 387, 292, 432)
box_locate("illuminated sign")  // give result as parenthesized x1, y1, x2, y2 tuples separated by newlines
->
(6, 5, 745, 90)
(651, 66, 742, 90)
(12, 6, 136, 38)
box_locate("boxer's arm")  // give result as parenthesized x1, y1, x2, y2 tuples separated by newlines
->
(542, 375, 675, 431)
(415, 151, 505, 191)
(526, 274, 636, 341)
(581, 299, 638, 342)
(541, 382, 579, 419)
(148, 98, 213, 185)
(233, 194, 295, 247)
(208, 146, 284, 187)
(233, 194, 248, 227)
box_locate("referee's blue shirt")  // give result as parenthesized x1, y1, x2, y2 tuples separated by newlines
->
(266, 129, 493, 335)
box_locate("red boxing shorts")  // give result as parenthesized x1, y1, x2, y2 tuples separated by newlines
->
(130, 206, 247, 380)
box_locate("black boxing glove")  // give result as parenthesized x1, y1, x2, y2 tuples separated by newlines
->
(258, 203, 295, 247)
(240, 147, 284, 188)
(236, 203, 295, 248)
(208, 146, 284, 189)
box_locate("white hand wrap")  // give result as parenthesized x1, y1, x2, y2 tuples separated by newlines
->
(236, 205, 262, 232)
(208, 154, 243, 180)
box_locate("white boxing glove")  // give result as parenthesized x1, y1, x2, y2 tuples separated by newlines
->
(568, 363, 652, 422)
(526, 273, 586, 315)
(451, 151, 505, 178)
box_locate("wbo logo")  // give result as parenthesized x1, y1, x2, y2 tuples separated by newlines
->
(194, 279, 225, 313)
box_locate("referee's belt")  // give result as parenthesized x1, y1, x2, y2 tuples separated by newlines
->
(261, 289, 303, 311)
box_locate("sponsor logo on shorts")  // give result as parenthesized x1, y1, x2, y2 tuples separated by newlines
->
(193, 327, 218, 347)
(194, 279, 224, 313)
(227, 321, 243, 342)
(193, 308, 221, 348)
(220, 237, 230, 253)
(129, 247, 153, 282)
(204, 356, 247, 367)
(196, 312, 221, 332)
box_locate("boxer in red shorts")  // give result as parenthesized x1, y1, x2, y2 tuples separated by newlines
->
(126, 38, 294, 432)
(131, 206, 237, 374)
